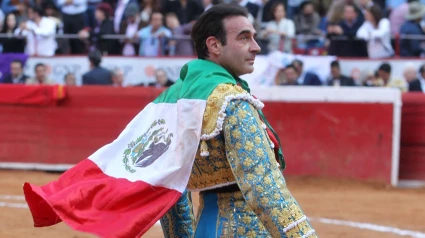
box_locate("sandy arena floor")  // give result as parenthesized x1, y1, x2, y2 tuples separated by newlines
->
(1, 170, 424, 238)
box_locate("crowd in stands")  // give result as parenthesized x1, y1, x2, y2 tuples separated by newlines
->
(0, 0, 424, 57)
(2, 48, 425, 93)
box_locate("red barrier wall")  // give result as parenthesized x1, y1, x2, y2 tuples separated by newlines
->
(1, 86, 417, 185)
(263, 102, 393, 183)
(399, 93, 425, 181)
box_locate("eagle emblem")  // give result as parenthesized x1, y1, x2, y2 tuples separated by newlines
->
(123, 119, 173, 173)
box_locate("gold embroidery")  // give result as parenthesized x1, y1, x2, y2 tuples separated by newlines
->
(187, 137, 236, 191)
(202, 84, 246, 136)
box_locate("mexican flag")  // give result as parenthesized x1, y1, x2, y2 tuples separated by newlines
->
(23, 60, 237, 238)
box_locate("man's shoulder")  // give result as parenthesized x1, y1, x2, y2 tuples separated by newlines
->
(409, 78, 421, 86)
(202, 84, 256, 137)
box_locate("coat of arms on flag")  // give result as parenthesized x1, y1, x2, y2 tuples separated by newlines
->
(124, 119, 174, 172)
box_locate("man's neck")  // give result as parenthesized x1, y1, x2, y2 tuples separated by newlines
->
(36, 77, 45, 83)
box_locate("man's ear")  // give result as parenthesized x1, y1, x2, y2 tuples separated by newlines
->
(206, 36, 221, 57)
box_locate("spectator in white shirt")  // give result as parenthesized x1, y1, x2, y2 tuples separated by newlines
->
(356, 5, 393, 59)
(57, 0, 87, 54)
(261, 2, 295, 53)
(15, 6, 57, 56)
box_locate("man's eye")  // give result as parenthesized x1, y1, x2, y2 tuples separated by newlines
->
(241, 36, 248, 41)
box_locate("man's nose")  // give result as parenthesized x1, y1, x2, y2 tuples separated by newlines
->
(250, 38, 261, 53)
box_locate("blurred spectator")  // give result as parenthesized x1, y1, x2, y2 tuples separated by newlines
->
(286, 0, 303, 20)
(140, 0, 161, 27)
(0, 9, 4, 32)
(79, 2, 119, 55)
(365, 62, 407, 90)
(1, 0, 32, 15)
(2, 59, 28, 84)
(399, 1, 425, 57)
(57, 0, 87, 54)
(260, 0, 286, 24)
(148, 68, 174, 87)
(44, 2, 62, 29)
(327, 60, 355, 86)
(0, 12, 25, 53)
(137, 12, 172, 56)
(163, 0, 204, 25)
(26, 63, 56, 85)
(408, 64, 425, 92)
(327, 3, 368, 57)
(165, 12, 195, 56)
(294, 1, 322, 49)
(235, 0, 259, 24)
(356, 5, 393, 58)
(402, 63, 418, 83)
(389, 0, 409, 36)
(64, 72, 77, 86)
(376, 63, 391, 85)
(119, 2, 143, 56)
(292, 59, 322, 85)
(82, 50, 113, 85)
(281, 64, 299, 85)
(327, 0, 364, 24)
(202, 0, 221, 11)
(113, 0, 137, 34)
(261, 2, 295, 53)
(86, 0, 102, 29)
(14, 6, 57, 56)
(111, 68, 125, 87)
(358, 0, 374, 15)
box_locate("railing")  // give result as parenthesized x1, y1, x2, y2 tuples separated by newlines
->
(0, 32, 424, 57)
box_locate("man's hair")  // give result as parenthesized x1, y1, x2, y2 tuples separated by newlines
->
(11, 59, 23, 68)
(292, 59, 303, 68)
(330, 60, 340, 68)
(149, 11, 163, 22)
(88, 50, 102, 66)
(378, 63, 391, 73)
(285, 64, 299, 74)
(191, 4, 248, 59)
(34, 63, 45, 71)
(29, 5, 44, 17)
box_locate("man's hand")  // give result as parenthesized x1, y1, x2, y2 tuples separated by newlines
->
(78, 30, 89, 39)
(333, 26, 343, 35)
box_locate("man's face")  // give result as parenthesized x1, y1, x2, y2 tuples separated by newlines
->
(35, 65, 45, 79)
(151, 13, 163, 29)
(331, 66, 340, 78)
(403, 68, 417, 82)
(27, 8, 35, 21)
(10, 62, 22, 77)
(284, 67, 299, 83)
(343, 6, 357, 22)
(303, 4, 314, 15)
(155, 70, 167, 85)
(165, 15, 179, 29)
(216, 16, 261, 77)
(65, 74, 76, 86)
(378, 70, 389, 81)
(113, 71, 124, 85)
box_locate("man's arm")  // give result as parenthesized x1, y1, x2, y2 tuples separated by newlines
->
(223, 99, 317, 238)
(160, 190, 195, 238)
